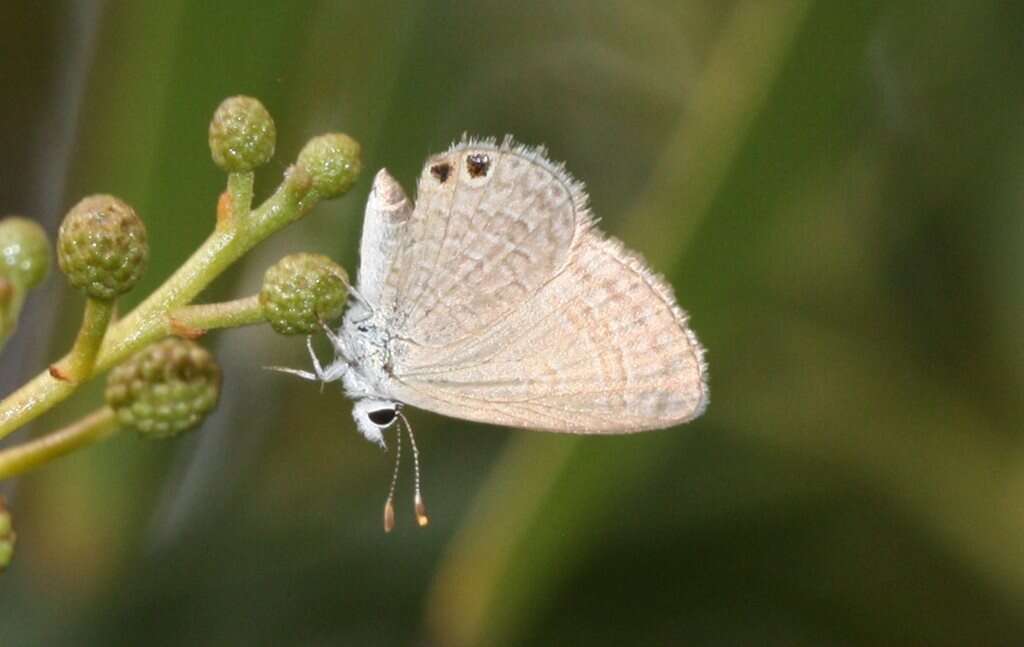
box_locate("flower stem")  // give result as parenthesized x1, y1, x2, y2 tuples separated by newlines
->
(57, 297, 115, 382)
(0, 408, 120, 480)
(227, 171, 255, 221)
(167, 295, 265, 337)
(0, 172, 318, 441)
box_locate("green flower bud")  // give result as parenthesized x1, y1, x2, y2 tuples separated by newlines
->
(0, 497, 13, 572)
(105, 338, 221, 439)
(296, 133, 361, 199)
(57, 195, 148, 300)
(0, 216, 51, 289)
(208, 96, 276, 172)
(260, 253, 349, 335)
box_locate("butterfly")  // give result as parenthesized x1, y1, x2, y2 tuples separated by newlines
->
(276, 136, 708, 530)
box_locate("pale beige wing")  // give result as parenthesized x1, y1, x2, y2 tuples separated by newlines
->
(388, 229, 708, 433)
(383, 137, 582, 346)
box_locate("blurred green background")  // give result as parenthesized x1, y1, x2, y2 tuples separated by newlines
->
(3, 1, 1024, 644)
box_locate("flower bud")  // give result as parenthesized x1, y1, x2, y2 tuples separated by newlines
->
(296, 133, 362, 199)
(57, 195, 148, 300)
(0, 216, 51, 289)
(260, 253, 349, 335)
(208, 96, 276, 172)
(105, 338, 221, 439)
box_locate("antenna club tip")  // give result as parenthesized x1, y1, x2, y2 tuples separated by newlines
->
(383, 500, 395, 533)
(414, 494, 429, 527)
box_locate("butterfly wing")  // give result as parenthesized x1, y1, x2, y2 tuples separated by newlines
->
(355, 169, 414, 310)
(380, 137, 707, 433)
(380, 137, 580, 347)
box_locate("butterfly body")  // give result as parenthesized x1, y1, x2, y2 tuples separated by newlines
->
(321, 136, 708, 447)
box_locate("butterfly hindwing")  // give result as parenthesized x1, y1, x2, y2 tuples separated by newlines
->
(370, 138, 708, 433)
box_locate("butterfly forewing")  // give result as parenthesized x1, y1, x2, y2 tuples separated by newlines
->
(369, 137, 707, 433)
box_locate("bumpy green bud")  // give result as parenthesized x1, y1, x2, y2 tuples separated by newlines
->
(260, 253, 349, 335)
(0, 216, 51, 289)
(0, 497, 13, 572)
(296, 133, 361, 199)
(57, 195, 148, 300)
(209, 96, 276, 172)
(105, 338, 221, 439)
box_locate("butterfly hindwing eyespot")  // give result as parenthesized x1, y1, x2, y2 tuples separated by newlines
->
(466, 153, 490, 178)
(430, 162, 451, 183)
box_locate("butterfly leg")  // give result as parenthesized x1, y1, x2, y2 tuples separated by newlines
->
(263, 365, 319, 381)
(320, 359, 348, 382)
(306, 335, 328, 380)
(318, 319, 356, 364)
(318, 319, 342, 347)
(347, 284, 370, 307)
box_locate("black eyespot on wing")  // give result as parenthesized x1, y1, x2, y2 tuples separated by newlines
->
(368, 408, 396, 426)
(466, 153, 490, 178)
(430, 163, 451, 183)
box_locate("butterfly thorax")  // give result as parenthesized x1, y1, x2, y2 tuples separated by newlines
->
(336, 300, 397, 401)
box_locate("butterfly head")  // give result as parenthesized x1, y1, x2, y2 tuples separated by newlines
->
(352, 398, 399, 447)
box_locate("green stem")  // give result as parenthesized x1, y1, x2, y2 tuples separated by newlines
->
(62, 297, 115, 381)
(0, 169, 318, 441)
(168, 295, 265, 335)
(227, 172, 255, 221)
(0, 408, 120, 480)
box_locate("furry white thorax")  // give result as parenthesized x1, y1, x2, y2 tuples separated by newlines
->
(331, 299, 399, 447)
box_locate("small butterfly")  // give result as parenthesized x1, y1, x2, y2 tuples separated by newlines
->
(274, 136, 708, 530)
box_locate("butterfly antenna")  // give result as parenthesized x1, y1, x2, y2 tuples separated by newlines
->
(399, 411, 429, 527)
(383, 421, 402, 533)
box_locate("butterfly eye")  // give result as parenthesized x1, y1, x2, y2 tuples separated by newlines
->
(466, 153, 490, 178)
(430, 162, 451, 183)
(368, 408, 396, 426)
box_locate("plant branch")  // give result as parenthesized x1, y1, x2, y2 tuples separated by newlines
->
(0, 407, 120, 480)
(0, 170, 317, 441)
